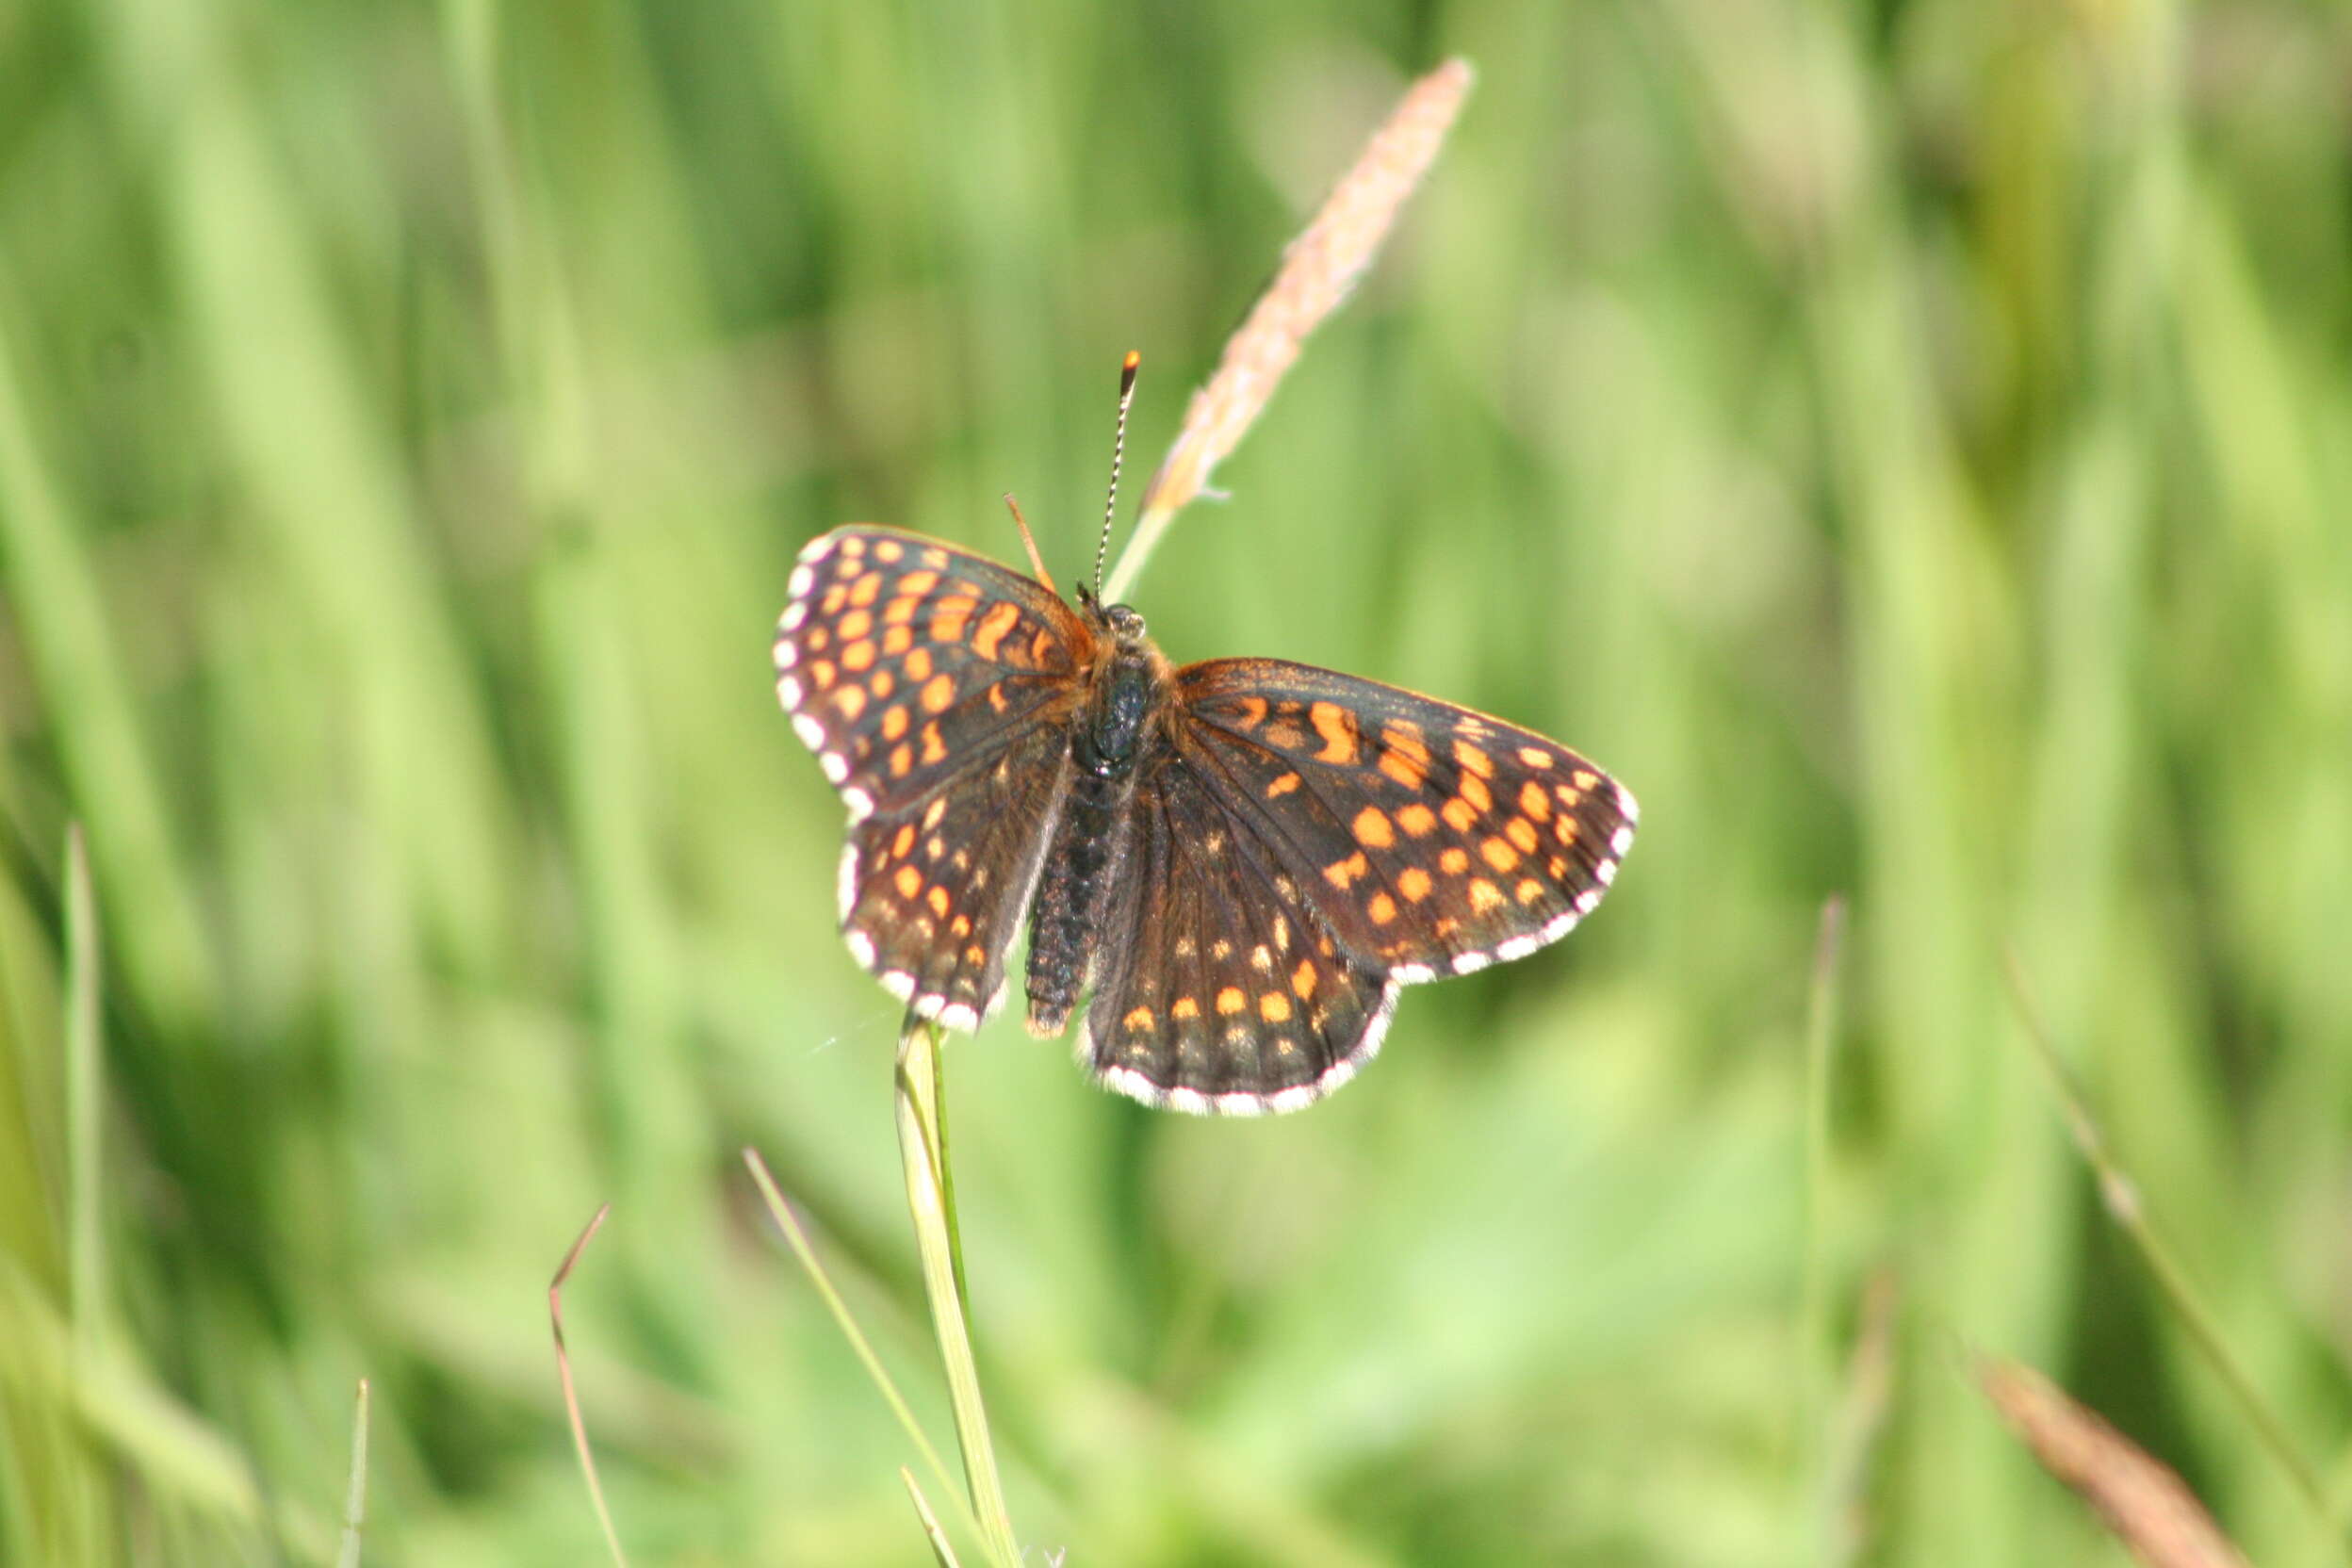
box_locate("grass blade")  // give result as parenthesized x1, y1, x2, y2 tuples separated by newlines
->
(894, 1019, 1021, 1568)
(549, 1203, 629, 1568)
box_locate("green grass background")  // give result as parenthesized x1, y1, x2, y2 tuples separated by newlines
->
(4, 0, 2350, 1562)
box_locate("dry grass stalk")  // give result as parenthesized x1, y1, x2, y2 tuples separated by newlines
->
(1977, 1356, 2251, 1568)
(1105, 57, 1474, 601)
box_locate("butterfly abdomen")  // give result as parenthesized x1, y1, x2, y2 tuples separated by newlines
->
(1024, 624, 1165, 1036)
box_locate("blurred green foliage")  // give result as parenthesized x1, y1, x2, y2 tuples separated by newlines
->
(3, 0, 2350, 1562)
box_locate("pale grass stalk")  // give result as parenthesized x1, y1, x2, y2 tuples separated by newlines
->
(336, 1379, 370, 1568)
(548, 1202, 629, 1568)
(739, 1150, 982, 1550)
(902, 1467, 964, 1568)
(2004, 954, 2345, 1559)
(1103, 57, 1475, 602)
(1978, 1355, 2250, 1568)
(896, 1019, 1023, 1568)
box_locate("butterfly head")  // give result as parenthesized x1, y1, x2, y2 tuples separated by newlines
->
(1073, 582, 1150, 647)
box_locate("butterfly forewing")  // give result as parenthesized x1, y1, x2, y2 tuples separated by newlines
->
(1172, 659, 1637, 983)
(776, 526, 1094, 1022)
(776, 527, 1093, 821)
(1079, 757, 1396, 1113)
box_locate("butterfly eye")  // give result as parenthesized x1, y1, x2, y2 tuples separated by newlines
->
(1105, 604, 1147, 639)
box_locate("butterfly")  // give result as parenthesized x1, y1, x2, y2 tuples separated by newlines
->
(774, 524, 1637, 1116)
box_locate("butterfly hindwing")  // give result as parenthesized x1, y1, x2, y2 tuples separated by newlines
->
(1078, 753, 1397, 1112)
(1172, 659, 1638, 983)
(841, 723, 1075, 1029)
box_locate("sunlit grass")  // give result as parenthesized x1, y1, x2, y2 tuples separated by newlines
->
(5, 0, 2352, 1561)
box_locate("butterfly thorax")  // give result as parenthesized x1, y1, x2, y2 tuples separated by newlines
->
(1025, 598, 1168, 1036)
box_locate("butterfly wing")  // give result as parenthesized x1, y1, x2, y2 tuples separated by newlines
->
(776, 526, 1090, 1025)
(1077, 751, 1398, 1113)
(1169, 659, 1637, 983)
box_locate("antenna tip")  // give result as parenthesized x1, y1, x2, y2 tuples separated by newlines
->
(1122, 350, 1141, 370)
(1120, 350, 1141, 391)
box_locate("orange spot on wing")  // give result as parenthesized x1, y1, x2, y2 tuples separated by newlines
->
(894, 865, 922, 899)
(1480, 837, 1520, 873)
(1367, 891, 1397, 925)
(897, 569, 940, 597)
(1398, 866, 1433, 902)
(882, 626, 913, 656)
(1442, 797, 1479, 833)
(1123, 1005, 1154, 1032)
(1516, 877, 1545, 905)
(1217, 987, 1247, 1016)
(873, 540, 904, 563)
(837, 609, 873, 641)
(849, 572, 884, 607)
(1323, 851, 1370, 890)
(1460, 773, 1493, 812)
(1453, 740, 1496, 778)
(1172, 996, 1200, 1020)
(922, 674, 956, 712)
(841, 640, 875, 672)
(929, 595, 977, 642)
(1572, 769, 1599, 792)
(1468, 878, 1506, 913)
(1506, 817, 1541, 854)
(920, 723, 947, 764)
(971, 601, 1022, 660)
(891, 825, 916, 858)
(1396, 803, 1438, 837)
(1292, 960, 1317, 999)
(1309, 702, 1359, 763)
(1518, 746, 1553, 768)
(1520, 780, 1551, 821)
(1266, 772, 1301, 798)
(881, 705, 909, 741)
(1440, 846, 1471, 874)
(926, 886, 951, 918)
(1260, 992, 1292, 1022)
(1352, 806, 1395, 848)
(835, 685, 867, 720)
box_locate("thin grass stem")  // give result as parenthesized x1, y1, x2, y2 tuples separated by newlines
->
(895, 1019, 1022, 1568)
(739, 1150, 981, 1550)
(548, 1203, 629, 1568)
(2004, 953, 2345, 1558)
(336, 1379, 370, 1568)
(902, 1467, 964, 1568)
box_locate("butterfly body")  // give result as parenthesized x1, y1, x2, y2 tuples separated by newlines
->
(776, 524, 1636, 1115)
(1025, 596, 1165, 1036)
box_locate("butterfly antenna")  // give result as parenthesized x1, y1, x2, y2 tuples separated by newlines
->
(1004, 492, 1056, 595)
(1093, 351, 1141, 597)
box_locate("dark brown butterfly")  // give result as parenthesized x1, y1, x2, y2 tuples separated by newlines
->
(774, 515, 1636, 1115)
